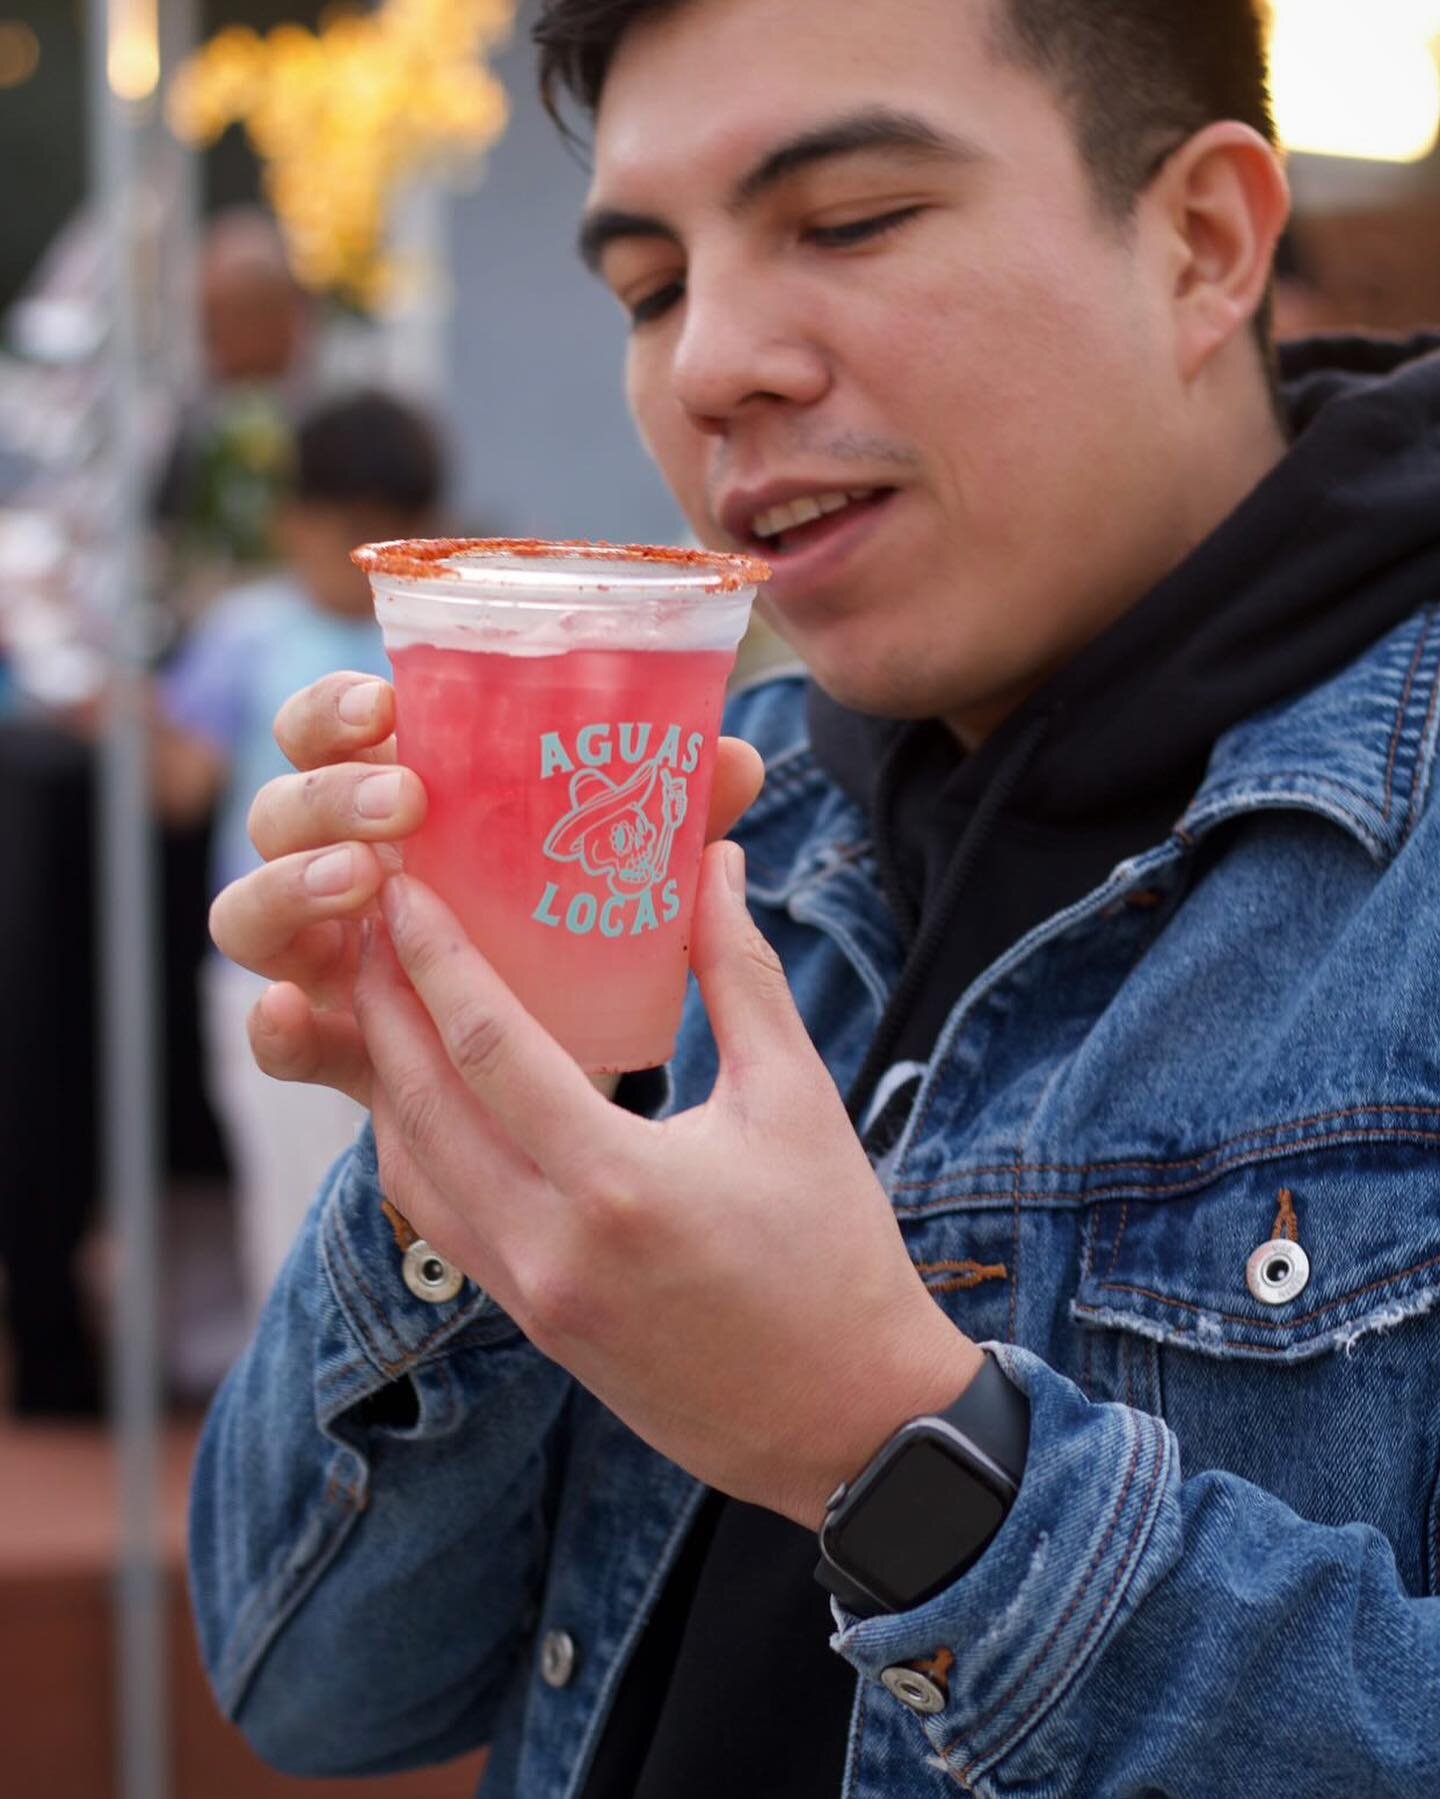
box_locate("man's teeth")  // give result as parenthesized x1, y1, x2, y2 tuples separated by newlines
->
(751, 489, 874, 541)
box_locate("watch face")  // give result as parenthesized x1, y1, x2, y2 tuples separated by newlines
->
(824, 1436, 1009, 1613)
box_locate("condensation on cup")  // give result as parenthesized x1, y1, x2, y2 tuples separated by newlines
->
(353, 537, 771, 1074)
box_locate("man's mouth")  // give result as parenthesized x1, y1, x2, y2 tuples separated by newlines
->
(743, 488, 894, 556)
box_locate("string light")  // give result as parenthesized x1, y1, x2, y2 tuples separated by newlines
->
(1270, 0, 1440, 163)
(109, 0, 160, 102)
(0, 20, 40, 89)
(169, 0, 515, 308)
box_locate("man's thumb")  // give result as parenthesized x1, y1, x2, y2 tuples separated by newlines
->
(690, 841, 809, 1078)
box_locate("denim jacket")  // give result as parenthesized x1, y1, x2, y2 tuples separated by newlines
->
(190, 604, 1440, 1797)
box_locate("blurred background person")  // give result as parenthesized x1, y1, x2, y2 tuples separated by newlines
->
(1271, 226, 1350, 341)
(153, 387, 444, 1321)
(151, 205, 314, 626)
(0, 695, 103, 1414)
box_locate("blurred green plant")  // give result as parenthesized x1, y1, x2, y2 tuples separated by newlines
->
(175, 389, 294, 569)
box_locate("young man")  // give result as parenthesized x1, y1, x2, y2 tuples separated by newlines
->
(189, 2, 1440, 1793)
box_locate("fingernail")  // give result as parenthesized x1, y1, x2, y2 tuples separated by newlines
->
(358, 917, 375, 962)
(356, 769, 403, 819)
(252, 988, 280, 1035)
(724, 841, 747, 896)
(338, 681, 383, 726)
(304, 847, 354, 894)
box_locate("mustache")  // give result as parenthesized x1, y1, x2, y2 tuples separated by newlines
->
(706, 429, 920, 512)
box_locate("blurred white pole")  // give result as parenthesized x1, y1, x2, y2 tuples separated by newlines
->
(88, 0, 168, 1796)
(382, 176, 453, 403)
(158, 0, 200, 407)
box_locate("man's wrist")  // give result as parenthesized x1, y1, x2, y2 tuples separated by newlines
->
(782, 1326, 988, 1531)
(815, 1349, 1030, 1617)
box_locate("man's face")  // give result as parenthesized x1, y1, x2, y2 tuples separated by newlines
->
(585, 0, 1196, 736)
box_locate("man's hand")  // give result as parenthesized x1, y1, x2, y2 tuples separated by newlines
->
(208, 671, 765, 1105)
(354, 844, 983, 1531)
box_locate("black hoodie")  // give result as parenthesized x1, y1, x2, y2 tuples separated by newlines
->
(581, 333, 1440, 1799)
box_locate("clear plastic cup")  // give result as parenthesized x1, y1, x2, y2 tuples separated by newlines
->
(354, 538, 770, 1074)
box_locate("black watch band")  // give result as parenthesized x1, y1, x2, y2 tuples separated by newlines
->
(814, 1351, 1030, 1618)
(939, 1350, 1030, 1485)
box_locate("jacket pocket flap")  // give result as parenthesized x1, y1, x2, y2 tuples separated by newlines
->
(1070, 1142, 1440, 1361)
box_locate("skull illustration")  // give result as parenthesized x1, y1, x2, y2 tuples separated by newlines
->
(543, 754, 687, 898)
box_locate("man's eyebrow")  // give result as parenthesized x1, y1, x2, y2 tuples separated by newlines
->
(577, 208, 678, 275)
(578, 108, 984, 274)
(731, 106, 986, 208)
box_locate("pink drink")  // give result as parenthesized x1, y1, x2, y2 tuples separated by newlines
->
(391, 642, 735, 1071)
(357, 539, 767, 1074)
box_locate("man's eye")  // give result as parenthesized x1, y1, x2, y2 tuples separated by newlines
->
(807, 206, 925, 250)
(628, 280, 685, 327)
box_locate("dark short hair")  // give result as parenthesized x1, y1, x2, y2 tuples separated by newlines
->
(534, 0, 1276, 220)
(990, 0, 1275, 219)
(294, 389, 444, 517)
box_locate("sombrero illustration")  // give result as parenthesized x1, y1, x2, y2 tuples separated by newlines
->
(543, 756, 686, 895)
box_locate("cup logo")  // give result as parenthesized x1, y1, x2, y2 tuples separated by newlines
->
(530, 722, 703, 939)
(543, 758, 687, 898)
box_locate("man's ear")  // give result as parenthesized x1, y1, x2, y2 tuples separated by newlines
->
(1148, 121, 1291, 384)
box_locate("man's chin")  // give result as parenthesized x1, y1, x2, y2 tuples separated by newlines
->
(799, 633, 961, 723)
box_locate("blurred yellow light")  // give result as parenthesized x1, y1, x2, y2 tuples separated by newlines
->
(109, 0, 159, 102)
(0, 21, 40, 89)
(1270, 0, 1440, 162)
(169, 0, 515, 307)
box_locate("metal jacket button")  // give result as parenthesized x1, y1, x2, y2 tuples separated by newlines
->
(1246, 1237, 1311, 1306)
(540, 1629, 577, 1689)
(881, 1667, 946, 1714)
(402, 1240, 464, 1304)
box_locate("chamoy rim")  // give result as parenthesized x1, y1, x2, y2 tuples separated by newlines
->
(352, 536, 771, 594)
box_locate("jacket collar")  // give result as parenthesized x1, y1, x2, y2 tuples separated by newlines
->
(1178, 600, 1440, 864)
(741, 602, 1440, 906)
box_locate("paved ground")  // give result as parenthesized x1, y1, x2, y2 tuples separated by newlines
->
(0, 1184, 490, 1798)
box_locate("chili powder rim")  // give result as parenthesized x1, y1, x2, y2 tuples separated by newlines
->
(352, 536, 771, 594)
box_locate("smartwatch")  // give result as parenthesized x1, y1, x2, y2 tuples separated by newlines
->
(815, 1351, 1030, 1617)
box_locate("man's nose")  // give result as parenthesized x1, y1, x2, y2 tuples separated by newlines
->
(671, 264, 831, 429)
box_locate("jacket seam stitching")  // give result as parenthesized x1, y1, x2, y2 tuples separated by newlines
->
(894, 1103, 1440, 1191)
(218, 1477, 366, 1716)
(558, 1480, 709, 1799)
(896, 1126, 1440, 1212)
(1430, 1460, 1440, 1595)
(1181, 781, 1387, 850)
(1382, 603, 1436, 822)
(322, 1201, 489, 1381)
(1079, 1204, 1100, 1283)
(1086, 1249, 1440, 1332)
(742, 745, 821, 802)
(1008, 1148, 1022, 1342)
(327, 1202, 412, 1378)
(747, 836, 874, 904)
(1401, 610, 1440, 844)
(1068, 1312, 1434, 1357)
(939, 1416, 1146, 1758)
(953, 1420, 1169, 1785)
(1217, 772, 1386, 818)
(1104, 1201, 1132, 1283)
